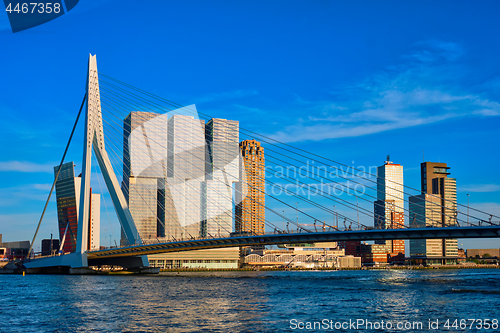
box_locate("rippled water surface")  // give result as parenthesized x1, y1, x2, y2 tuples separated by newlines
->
(1, 269, 500, 332)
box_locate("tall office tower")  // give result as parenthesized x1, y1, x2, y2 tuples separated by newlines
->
(409, 194, 442, 259)
(373, 158, 405, 255)
(166, 114, 206, 240)
(235, 140, 265, 235)
(54, 162, 100, 252)
(205, 118, 240, 237)
(88, 192, 101, 250)
(409, 162, 458, 264)
(123, 111, 168, 244)
(54, 162, 81, 253)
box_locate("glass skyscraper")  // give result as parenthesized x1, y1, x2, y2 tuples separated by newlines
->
(373, 159, 405, 255)
(54, 162, 81, 253)
(123, 111, 167, 244)
(121, 112, 241, 242)
(204, 118, 239, 237)
(165, 114, 206, 240)
(54, 162, 100, 252)
(410, 162, 458, 264)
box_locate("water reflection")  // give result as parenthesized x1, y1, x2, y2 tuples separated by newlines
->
(0, 269, 499, 332)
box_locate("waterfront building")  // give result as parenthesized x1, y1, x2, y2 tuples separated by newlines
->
(122, 111, 167, 244)
(54, 162, 100, 252)
(409, 162, 458, 264)
(54, 162, 81, 252)
(466, 248, 500, 258)
(242, 243, 360, 269)
(374, 158, 405, 254)
(342, 158, 405, 264)
(374, 158, 404, 230)
(204, 118, 239, 237)
(148, 247, 240, 269)
(0, 240, 30, 261)
(339, 240, 405, 265)
(41, 239, 60, 256)
(235, 140, 265, 235)
(166, 114, 206, 240)
(89, 192, 100, 250)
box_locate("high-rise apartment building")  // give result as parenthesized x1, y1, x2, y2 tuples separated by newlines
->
(373, 159, 405, 256)
(166, 114, 205, 240)
(121, 112, 242, 247)
(123, 111, 167, 244)
(54, 162, 80, 253)
(204, 118, 239, 237)
(235, 140, 265, 235)
(88, 191, 100, 250)
(54, 162, 100, 252)
(410, 162, 458, 264)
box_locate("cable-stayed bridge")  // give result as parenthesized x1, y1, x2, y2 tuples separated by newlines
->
(87, 226, 500, 260)
(23, 55, 500, 273)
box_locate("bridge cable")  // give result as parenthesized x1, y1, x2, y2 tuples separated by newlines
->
(27, 93, 87, 259)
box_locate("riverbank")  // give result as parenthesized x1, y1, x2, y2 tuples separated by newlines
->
(158, 264, 500, 273)
(2, 263, 498, 274)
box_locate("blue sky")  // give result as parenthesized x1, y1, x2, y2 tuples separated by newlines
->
(0, 1, 499, 251)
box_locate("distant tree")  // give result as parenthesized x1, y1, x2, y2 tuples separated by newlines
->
(483, 253, 491, 258)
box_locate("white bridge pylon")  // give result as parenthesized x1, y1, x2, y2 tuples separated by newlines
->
(25, 54, 147, 270)
(77, 54, 143, 255)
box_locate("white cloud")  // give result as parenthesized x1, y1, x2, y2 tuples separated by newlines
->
(0, 183, 54, 207)
(0, 161, 55, 173)
(461, 184, 500, 193)
(265, 40, 500, 143)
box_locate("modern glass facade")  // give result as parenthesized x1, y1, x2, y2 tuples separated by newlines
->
(204, 118, 239, 238)
(410, 162, 458, 264)
(148, 247, 240, 269)
(373, 161, 405, 255)
(123, 111, 168, 244)
(54, 162, 100, 252)
(121, 112, 243, 246)
(54, 162, 80, 253)
(374, 161, 404, 229)
(166, 114, 205, 240)
(89, 192, 100, 250)
(409, 194, 443, 258)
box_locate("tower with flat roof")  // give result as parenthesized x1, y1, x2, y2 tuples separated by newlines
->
(204, 118, 239, 237)
(54, 162, 100, 252)
(373, 158, 405, 257)
(410, 162, 458, 264)
(236, 140, 265, 235)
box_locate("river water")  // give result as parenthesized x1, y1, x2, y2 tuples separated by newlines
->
(1, 269, 499, 332)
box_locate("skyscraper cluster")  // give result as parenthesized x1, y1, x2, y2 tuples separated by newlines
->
(341, 158, 458, 265)
(120, 110, 266, 246)
(53, 109, 267, 255)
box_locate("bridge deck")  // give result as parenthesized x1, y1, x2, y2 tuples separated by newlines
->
(86, 226, 500, 259)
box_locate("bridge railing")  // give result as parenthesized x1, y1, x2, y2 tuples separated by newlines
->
(90, 218, 500, 252)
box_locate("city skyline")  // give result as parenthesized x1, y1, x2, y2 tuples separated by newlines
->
(0, 1, 499, 252)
